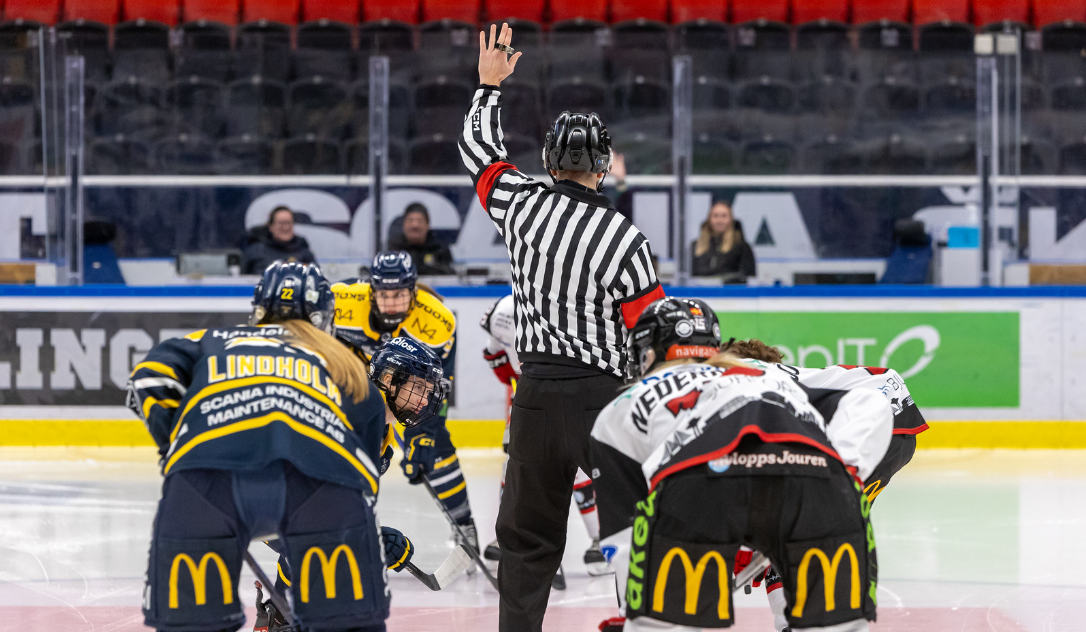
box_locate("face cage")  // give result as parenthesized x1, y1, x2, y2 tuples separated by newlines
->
(370, 287, 415, 329)
(381, 366, 446, 427)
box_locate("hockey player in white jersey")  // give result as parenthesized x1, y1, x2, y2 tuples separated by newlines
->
(590, 298, 891, 632)
(479, 294, 612, 577)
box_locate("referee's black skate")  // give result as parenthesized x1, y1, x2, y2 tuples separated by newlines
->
(551, 565, 566, 590)
(483, 539, 501, 561)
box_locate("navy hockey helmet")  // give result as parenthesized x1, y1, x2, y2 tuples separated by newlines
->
(627, 297, 722, 380)
(370, 337, 448, 427)
(369, 251, 418, 329)
(250, 261, 336, 333)
(543, 111, 613, 190)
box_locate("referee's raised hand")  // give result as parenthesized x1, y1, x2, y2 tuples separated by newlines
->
(478, 22, 522, 87)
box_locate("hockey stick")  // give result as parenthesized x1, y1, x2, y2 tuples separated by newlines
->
(403, 544, 473, 591)
(420, 477, 500, 590)
(732, 551, 772, 594)
(244, 551, 297, 628)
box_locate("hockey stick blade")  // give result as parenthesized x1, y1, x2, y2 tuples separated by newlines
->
(403, 545, 472, 591)
(420, 478, 500, 590)
(405, 562, 440, 590)
(732, 551, 771, 594)
(244, 551, 297, 628)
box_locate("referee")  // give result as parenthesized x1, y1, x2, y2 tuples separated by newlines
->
(460, 24, 665, 631)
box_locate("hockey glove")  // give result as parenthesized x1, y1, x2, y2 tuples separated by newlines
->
(401, 434, 436, 484)
(381, 526, 414, 572)
(484, 349, 518, 385)
(379, 444, 394, 475)
(598, 616, 625, 631)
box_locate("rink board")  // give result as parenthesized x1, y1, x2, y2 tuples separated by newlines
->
(0, 286, 1083, 447)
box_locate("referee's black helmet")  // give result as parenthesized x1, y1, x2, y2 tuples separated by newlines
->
(543, 111, 613, 185)
(628, 297, 722, 380)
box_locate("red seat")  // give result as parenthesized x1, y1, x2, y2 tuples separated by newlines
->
(124, 0, 179, 25)
(973, 0, 1029, 26)
(672, 0, 726, 22)
(852, 0, 909, 23)
(550, 0, 607, 23)
(612, 0, 668, 23)
(1035, 0, 1086, 26)
(914, 0, 969, 24)
(793, 0, 849, 23)
(184, 0, 240, 24)
(243, 0, 300, 24)
(4, 0, 60, 23)
(63, 0, 120, 24)
(364, 0, 419, 23)
(422, 0, 479, 23)
(303, 0, 360, 23)
(486, 0, 544, 22)
(732, 0, 789, 23)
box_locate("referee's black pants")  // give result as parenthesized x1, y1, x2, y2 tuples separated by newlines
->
(496, 372, 623, 632)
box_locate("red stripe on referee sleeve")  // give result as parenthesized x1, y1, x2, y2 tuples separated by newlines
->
(476, 161, 514, 209)
(620, 284, 666, 329)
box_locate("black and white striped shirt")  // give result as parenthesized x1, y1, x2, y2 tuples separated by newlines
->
(460, 85, 665, 378)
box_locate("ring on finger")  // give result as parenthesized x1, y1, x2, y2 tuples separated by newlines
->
(495, 43, 515, 54)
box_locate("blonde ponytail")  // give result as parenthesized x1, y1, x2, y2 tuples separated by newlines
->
(282, 320, 370, 403)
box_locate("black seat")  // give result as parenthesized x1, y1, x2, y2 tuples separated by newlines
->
(417, 19, 477, 83)
(693, 75, 731, 110)
(611, 19, 671, 83)
(856, 20, 916, 83)
(408, 133, 462, 174)
(795, 19, 850, 81)
(1041, 21, 1086, 85)
(175, 21, 233, 83)
(676, 20, 731, 80)
(613, 76, 669, 124)
(499, 78, 543, 139)
(1021, 135, 1057, 174)
(0, 138, 31, 174)
(863, 133, 927, 174)
(736, 76, 795, 113)
(56, 20, 110, 84)
(735, 77, 796, 141)
(733, 19, 791, 80)
(549, 19, 611, 82)
(154, 133, 217, 174)
(740, 135, 796, 173)
(346, 137, 407, 174)
(545, 76, 609, 122)
(413, 75, 473, 137)
(282, 134, 343, 174)
(929, 133, 975, 174)
(917, 21, 976, 83)
(0, 21, 43, 84)
(217, 135, 274, 174)
(692, 133, 735, 174)
(920, 75, 975, 137)
(164, 76, 225, 139)
(0, 77, 37, 142)
(226, 75, 286, 138)
(287, 76, 351, 139)
(358, 20, 416, 82)
(796, 76, 856, 141)
(113, 19, 171, 84)
(88, 134, 152, 174)
(1049, 78, 1086, 138)
(1059, 135, 1086, 174)
(296, 19, 355, 81)
(236, 21, 292, 83)
(350, 80, 411, 140)
(860, 77, 921, 137)
(613, 129, 672, 174)
(501, 133, 540, 171)
(93, 76, 166, 139)
(802, 135, 863, 174)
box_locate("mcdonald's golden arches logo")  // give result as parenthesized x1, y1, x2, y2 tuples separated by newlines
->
(792, 543, 861, 617)
(300, 544, 363, 603)
(168, 553, 233, 609)
(652, 547, 730, 620)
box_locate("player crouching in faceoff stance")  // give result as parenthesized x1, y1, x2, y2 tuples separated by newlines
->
(590, 298, 891, 632)
(127, 261, 434, 632)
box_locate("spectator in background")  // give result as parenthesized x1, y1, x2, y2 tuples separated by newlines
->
(389, 203, 455, 275)
(241, 206, 317, 274)
(691, 199, 756, 282)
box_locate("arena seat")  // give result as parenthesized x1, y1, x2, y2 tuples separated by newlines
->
(855, 20, 915, 83)
(612, 0, 668, 24)
(184, 0, 240, 25)
(732, 0, 789, 24)
(550, 0, 607, 24)
(364, 0, 419, 23)
(422, 0, 479, 24)
(236, 21, 292, 82)
(671, 0, 726, 23)
(288, 76, 352, 139)
(165, 76, 226, 139)
(485, 0, 544, 23)
(226, 76, 287, 137)
(3, 0, 60, 24)
(113, 20, 171, 83)
(303, 0, 360, 23)
(123, 0, 179, 25)
(973, 0, 1029, 28)
(176, 22, 233, 82)
(296, 20, 355, 81)
(851, 0, 909, 24)
(407, 133, 461, 173)
(802, 135, 864, 173)
(693, 133, 736, 173)
(56, 21, 110, 83)
(63, 0, 120, 25)
(1034, 1, 1086, 27)
(243, 0, 300, 25)
(792, 0, 848, 25)
(217, 135, 275, 174)
(796, 20, 851, 80)
(734, 20, 792, 80)
(913, 0, 969, 25)
(740, 135, 797, 173)
(1042, 21, 1086, 83)
(677, 21, 731, 79)
(88, 134, 152, 174)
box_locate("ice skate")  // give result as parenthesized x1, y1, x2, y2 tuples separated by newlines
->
(583, 538, 612, 576)
(483, 539, 501, 561)
(455, 519, 480, 575)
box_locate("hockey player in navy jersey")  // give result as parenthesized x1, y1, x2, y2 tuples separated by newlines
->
(590, 298, 891, 632)
(127, 262, 440, 632)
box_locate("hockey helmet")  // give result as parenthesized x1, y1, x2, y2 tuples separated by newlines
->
(250, 261, 335, 333)
(370, 336, 448, 427)
(369, 251, 418, 329)
(627, 297, 722, 380)
(543, 111, 613, 190)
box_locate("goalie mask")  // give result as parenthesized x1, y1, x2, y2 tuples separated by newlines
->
(369, 251, 418, 331)
(627, 297, 721, 380)
(370, 337, 447, 427)
(250, 261, 335, 333)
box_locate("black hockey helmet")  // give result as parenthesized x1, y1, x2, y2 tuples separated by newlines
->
(543, 111, 613, 190)
(627, 297, 722, 380)
(370, 336, 448, 427)
(250, 261, 336, 333)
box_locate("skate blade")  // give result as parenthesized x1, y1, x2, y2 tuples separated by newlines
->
(586, 562, 614, 577)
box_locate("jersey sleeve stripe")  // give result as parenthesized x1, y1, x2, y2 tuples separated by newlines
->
(132, 361, 179, 380)
(142, 396, 180, 419)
